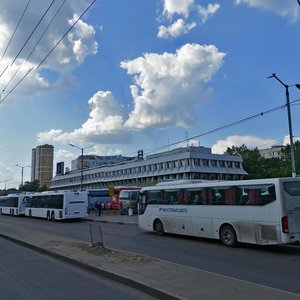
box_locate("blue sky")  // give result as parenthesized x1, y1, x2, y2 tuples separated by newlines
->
(0, 0, 300, 188)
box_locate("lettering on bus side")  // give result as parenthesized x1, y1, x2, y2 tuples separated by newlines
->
(159, 207, 188, 213)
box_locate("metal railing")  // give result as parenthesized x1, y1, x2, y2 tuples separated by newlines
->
(88, 223, 104, 247)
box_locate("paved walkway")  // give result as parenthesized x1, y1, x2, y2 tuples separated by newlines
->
(0, 214, 299, 300)
(87, 210, 138, 224)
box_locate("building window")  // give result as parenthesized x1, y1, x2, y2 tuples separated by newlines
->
(202, 159, 208, 167)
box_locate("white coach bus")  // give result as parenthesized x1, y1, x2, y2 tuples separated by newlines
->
(25, 191, 88, 221)
(0, 194, 27, 216)
(138, 178, 300, 247)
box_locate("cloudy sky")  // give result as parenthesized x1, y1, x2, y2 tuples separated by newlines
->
(0, 0, 300, 188)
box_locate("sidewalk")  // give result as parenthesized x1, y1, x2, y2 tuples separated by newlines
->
(0, 215, 299, 300)
(86, 210, 138, 224)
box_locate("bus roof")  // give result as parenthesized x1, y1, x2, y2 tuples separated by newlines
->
(140, 177, 296, 192)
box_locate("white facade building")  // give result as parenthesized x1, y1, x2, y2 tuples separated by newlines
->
(259, 146, 284, 159)
(50, 146, 247, 190)
(71, 154, 127, 170)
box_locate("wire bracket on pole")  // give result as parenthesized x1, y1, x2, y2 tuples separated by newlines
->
(89, 223, 105, 248)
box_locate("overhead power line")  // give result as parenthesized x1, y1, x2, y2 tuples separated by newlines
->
(0, 0, 97, 105)
(143, 99, 300, 156)
(9, 0, 56, 67)
(36, 0, 96, 70)
(0, 0, 31, 63)
(3, 0, 67, 93)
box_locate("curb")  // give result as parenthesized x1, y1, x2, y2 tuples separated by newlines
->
(0, 232, 180, 300)
(86, 218, 138, 226)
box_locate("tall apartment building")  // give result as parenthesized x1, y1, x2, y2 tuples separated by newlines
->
(31, 144, 54, 188)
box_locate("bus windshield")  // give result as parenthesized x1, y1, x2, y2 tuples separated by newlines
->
(283, 181, 300, 196)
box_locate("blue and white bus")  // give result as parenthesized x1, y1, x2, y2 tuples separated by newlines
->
(138, 178, 300, 247)
(0, 194, 27, 216)
(87, 189, 112, 211)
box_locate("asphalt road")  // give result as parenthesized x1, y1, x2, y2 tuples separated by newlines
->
(1, 215, 300, 295)
(0, 235, 155, 300)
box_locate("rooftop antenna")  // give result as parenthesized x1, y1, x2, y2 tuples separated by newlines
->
(184, 131, 189, 147)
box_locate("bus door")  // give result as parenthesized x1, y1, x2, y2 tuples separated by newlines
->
(162, 189, 192, 235)
(283, 180, 300, 234)
(19, 196, 27, 214)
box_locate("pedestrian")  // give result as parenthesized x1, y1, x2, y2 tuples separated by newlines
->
(96, 201, 102, 216)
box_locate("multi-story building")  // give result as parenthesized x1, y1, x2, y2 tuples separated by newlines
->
(259, 145, 284, 159)
(31, 144, 54, 188)
(71, 154, 127, 171)
(50, 146, 247, 190)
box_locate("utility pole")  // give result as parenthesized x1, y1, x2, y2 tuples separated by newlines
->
(268, 73, 300, 177)
(69, 144, 94, 190)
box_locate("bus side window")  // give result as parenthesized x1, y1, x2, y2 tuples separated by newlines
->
(192, 194, 201, 205)
(260, 185, 276, 205)
(239, 188, 248, 205)
(202, 188, 213, 205)
(224, 187, 237, 205)
(148, 190, 161, 204)
(188, 189, 202, 205)
(177, 190, 185, 205)
(247, 189, 261, 205)
(138, 192, 147, 214)
(214, 189, 225, 205)
(182, 190, 189, 205)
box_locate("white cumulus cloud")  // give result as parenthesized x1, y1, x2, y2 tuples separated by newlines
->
(163, 0, 194, 18)
(38, 43, 225, 149)
(0, 1, 98, 101)
(235, 0, 299, 20)
(198, 3, 220, 23)
(37, 91, 130, 145)
(283, 135, 300, 145)
(158, 19, 196, 39)
(67, 15, 98, 64)
(121, 43, 225, 129)
(212, 135, 277, 154)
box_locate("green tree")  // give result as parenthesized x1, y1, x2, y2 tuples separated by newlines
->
(20, 180, 48, 192)
(282, 141, 300, 176)
(225, 142, 300, 178)
(224, 144, 265, 179)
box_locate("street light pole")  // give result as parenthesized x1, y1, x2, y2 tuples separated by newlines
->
(268, 73, 300, 178)
(69, 144, 94, 190)
(15, 164, 31, 188)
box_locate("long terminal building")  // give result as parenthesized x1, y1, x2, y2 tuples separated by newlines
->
(50, 146, 248, 190)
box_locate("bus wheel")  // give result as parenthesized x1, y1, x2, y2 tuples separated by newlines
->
(154, 219, 164, 236)
(220, 225, 238, 247)
(51, 211, 55, 221)
(47, 211, 51, 221)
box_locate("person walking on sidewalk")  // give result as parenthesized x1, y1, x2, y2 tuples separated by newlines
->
(95, 201, 102, 216)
